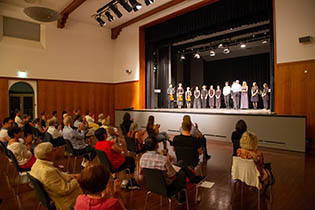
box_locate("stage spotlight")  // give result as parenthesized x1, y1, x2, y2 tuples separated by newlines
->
(96, 16, 105, 27)
(145, 0, 155, 6)
(210, 50, 215, 56)
(118, 0, 132, 12)
(129, 0, 142, 11)
(223, 48, 230, 54)
(110, 4, 122, 18)
(194, 53, 201, 59)
(240, 43, 246, 48)
(218, 43, 223, 48)
(180, 54, 186, 60)
(262, 40, 268, 44)
(105, 11, 114, 22)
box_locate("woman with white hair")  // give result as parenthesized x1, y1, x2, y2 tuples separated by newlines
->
(30, 142, 82, 210)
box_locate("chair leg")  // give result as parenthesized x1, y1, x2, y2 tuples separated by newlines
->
(168, 198, 172, 210)
(258, 189, 260, 210)
(184, 189, 189, 210)
(144, 191, 151, 210)
(195, 184, 200, 203)
(66, 156, 70, 172)
(160, 195, 163, 210)
(37, 202, 41, 210)
(73, 156, 77, 173)
(241, 182, 244, 210)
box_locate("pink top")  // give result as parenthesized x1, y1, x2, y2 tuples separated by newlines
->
(74, 194, 124, 210)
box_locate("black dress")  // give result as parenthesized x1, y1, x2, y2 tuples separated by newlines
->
(231, 130, 246, 156)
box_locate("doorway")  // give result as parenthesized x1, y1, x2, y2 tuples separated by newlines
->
(9, 82, 34, 118)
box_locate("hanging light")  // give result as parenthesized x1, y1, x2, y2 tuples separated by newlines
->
(105, 11, 114, 22)
(129, 0, 142, 11)
(110, 4, 122, 18)
(180, 54, 186, 60)
(218, 43, 223, 48)
(96, 16, 106, 27)
(223, 48, 230, 54)
(240, 43, 246, 48)
(210, 50, 215, 57)
(194, 53, 201, 59)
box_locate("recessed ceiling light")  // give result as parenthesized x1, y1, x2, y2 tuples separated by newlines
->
(210, 50, 215, 56)
(218, 43, 223, 48)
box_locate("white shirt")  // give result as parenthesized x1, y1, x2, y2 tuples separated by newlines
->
(47, 126, 63, 139)
(7, 142, 32, 165)
(223, 86, 231, 96)
(0, 128, 10, 142)
(231, 83, 241, 93)
(15, 116, 23, 127)
(85, 115, 95, 124)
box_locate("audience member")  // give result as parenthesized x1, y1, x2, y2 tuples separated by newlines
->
(40, 112, 47, 128)
(179, 115, 210, 159)
(120, 112, 133, 136)
(46, 119, 65, 147)
(14, 110, 24, 128)
(140, 137, 205, 204)
(0, 117, 14, 145)
(75, 164, 125, 210)
(94, 128, 139, 190)
(30, 142, 82, 210)
(63, 116, 96, 167)
(127, 122, 145, 152)
(51, 111, 58, 125)
(7, 126, 36, 168)
(97, 113, 105, 126)
(101, 115, 119, 141)
(172, 120, 203, 167)
(231, 120, 247, 156)
(145, 115, 169, 143)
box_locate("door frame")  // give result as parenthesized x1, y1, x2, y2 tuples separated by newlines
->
(8, 80, 38, 118)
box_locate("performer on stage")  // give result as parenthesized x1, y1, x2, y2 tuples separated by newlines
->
(240, 81, 249, 109)
(262, 83, 269, 109)
(231, 80, 241, 109)
(208, 85, 215, 108)
(193, 86, 201, 108)
(176, 83, 184, 109)
(215, 85, 222, 109)
(167, 84, 175, 108)
(223, 81, 231, 109)
(185, 87, 192, 108)
(251, 82, 259, 109)
(201, 85, 208, 108)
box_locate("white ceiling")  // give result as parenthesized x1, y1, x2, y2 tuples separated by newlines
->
(0, 0, 174, 28)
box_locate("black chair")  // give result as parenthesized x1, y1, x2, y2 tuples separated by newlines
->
(64, 139, 90, 173)
(142, 168, 189, 210)
(43, 132, 53, 142)
(27, 173, 56, 210)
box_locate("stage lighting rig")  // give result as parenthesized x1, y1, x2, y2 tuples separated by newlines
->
(210, 50, 215, 56)
(110, 4, 122, 18)
(130, 0, 142, 11)
(145, 0, 155, 6)
(118, 0, 132, 12)
(105, 11, 114, 22)
(223, 48, 230, 54)
(95, 15, 106, 27)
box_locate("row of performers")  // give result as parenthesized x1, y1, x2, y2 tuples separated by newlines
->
(167, 80, 270, 109)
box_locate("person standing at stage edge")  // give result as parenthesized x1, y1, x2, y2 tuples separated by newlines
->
(231, 80, 241, 109)
(201, 85, 208, 108)
(223, 81, 231, 109)
(167, 84, 175, 108)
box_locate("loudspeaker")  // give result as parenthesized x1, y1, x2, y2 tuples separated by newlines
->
(299, 36, 313, 43)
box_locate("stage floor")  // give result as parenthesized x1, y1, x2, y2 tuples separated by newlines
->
(134, 108, 273, 115)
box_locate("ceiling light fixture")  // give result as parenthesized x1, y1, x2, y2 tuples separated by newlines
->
(118, 0, 132, 12)
(129, 0, 142, 11)
(218, 43, 223, 48)
(223, 48, 230, 54)
(145, 0, 155, 6)
(194, 53, 201, 59)
(262, 40, 268, 44)
(210, 50, 215, 56)
(240, 43, 246, 48)
(96, 16, 106, 27)
(105, 11, 114, 22)
(109, 4, 122, 18)
(180, 54, 186, 60)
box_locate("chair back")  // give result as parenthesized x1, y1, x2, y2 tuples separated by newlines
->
(174, 146, 199, 167)
(27, 173, 56, 210)
(0, 141, 8, 156)
(95, 149, 113, 172)
(231, 156, 261, 189)
(125, 136, 137, 153)
(43, 132, 53, 142)
(142, 168, 168, 196)
(6, 149, 30, 172)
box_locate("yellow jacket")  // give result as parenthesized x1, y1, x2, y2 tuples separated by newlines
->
(30, 159, 82, 210)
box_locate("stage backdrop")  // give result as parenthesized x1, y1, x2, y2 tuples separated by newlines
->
(204, 53, 270, 108)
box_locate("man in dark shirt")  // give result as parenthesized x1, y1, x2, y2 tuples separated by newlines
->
(172, 120, 203, 167)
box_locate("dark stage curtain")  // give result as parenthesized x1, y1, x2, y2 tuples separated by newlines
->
(145, 0, 272, 45)
(204, 53, 270, 108)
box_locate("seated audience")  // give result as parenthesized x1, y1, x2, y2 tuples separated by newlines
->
(46, 119, 65, 147)
(127, 122, 145, 152)
(7, 126, 36, 168)
(14, 110, 24, 128)
(94, 128, 139, 190)
(172, 120, 203, 167)
(0, 117, 14, 145)
(145, 115, 169, 142)
(75, 164, 125, 210)
(140, 137, 205, 203)
(179, 115, 210, 159)
(231, 120, 247, 156)
(97, 113, 105, 126)
(40, 112, 47, 128)
(120, 112, 133, 136)
(101, 115, 119, 141)
(51, 111, 58, 126)
(73, 114, 88, 130)
(33, 118, 47, 137)
(30, 142, 82, 210)
(85, 111, 99, 129)
(63, 116, 96, 167)
(237, 131, 272, 185)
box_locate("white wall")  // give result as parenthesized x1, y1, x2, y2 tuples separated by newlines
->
(275, 0, 315, 64)
(0, 3, 114, 83)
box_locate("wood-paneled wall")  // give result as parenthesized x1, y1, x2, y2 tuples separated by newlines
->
(0, 78, 9, 123)
(275, 59, 315, 140)
(37, 80, 114, 124)
(114, 81, 140, 110)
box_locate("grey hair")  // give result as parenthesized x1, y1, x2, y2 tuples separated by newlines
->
(34, 142, 53, 160)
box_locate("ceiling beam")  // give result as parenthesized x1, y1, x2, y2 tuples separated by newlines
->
(57, 0, 87, 29)
(111, 0, 218, 39)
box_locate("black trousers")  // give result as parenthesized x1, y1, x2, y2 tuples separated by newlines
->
(74, 145, 96, 161)
(116, 156, 136, 173)
(199, 136, 209, 157)
(224, 94, 230, 108)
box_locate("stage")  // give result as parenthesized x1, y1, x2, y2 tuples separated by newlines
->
(115, 108, 306, 152)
